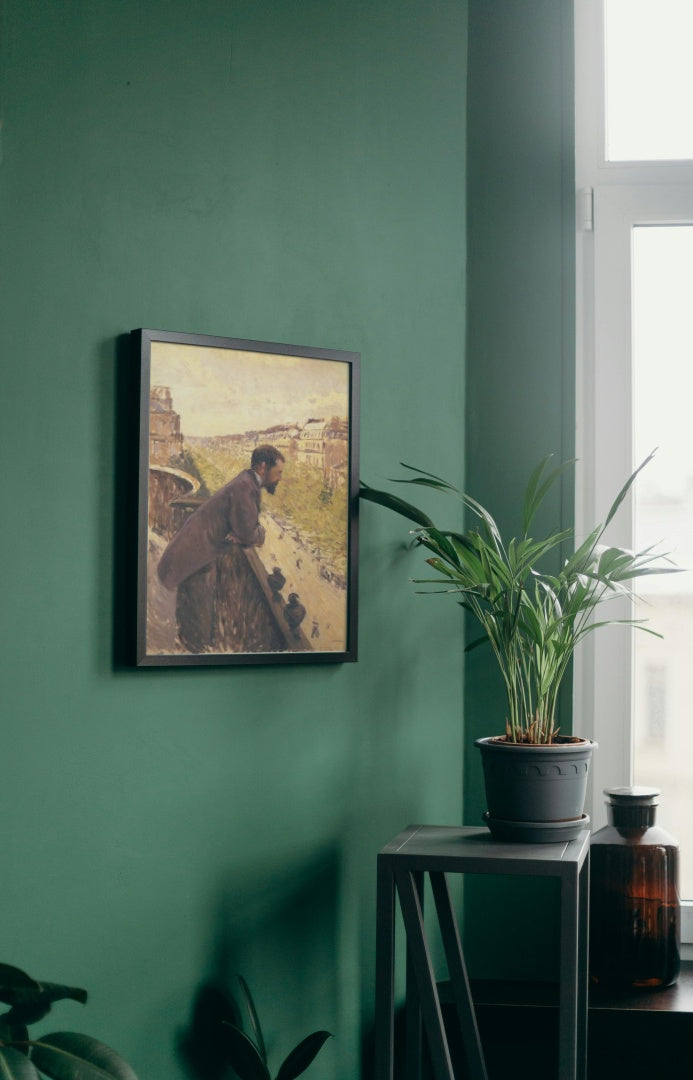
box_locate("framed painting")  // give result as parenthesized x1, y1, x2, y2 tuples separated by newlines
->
(133, 328, 359, 666)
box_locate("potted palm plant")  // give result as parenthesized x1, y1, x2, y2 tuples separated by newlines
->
(361, 452, 678, 841)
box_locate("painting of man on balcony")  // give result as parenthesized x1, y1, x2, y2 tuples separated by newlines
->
(135, 329, 359, 666)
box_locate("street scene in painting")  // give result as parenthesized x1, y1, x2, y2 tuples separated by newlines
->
(145, 341, 351, 657)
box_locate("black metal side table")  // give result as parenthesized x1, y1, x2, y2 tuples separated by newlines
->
(374, 824, 590, 1080)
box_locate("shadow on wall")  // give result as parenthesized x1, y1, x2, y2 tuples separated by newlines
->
(178, 846, 340, 1080)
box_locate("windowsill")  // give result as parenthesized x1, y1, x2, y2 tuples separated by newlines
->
(462, 960, 693, 1014)
(589, 960, 693, 1013)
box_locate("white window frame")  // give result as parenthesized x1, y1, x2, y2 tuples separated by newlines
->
(575, 0, 693, 947)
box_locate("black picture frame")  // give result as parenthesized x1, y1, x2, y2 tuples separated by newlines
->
(133, 328, 359, 666)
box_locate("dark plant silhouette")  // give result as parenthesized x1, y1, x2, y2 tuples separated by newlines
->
(0, 963, 137, 1080)
(180, 975, 331, 1080)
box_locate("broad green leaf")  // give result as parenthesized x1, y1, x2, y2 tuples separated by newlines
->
(29, 1034, 136, 1080)
(0, 1024, 29, 1048)
(0, 1047, 41, 1080)
(275, 1032, 332, 1080)
(218, 1025, 270, 1080)
(359, 484, 434, 528)
(0, 968, 39, 993)
(0, 968, 87, 1027)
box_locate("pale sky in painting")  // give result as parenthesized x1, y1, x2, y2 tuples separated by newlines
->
(151, 341, 350, 437)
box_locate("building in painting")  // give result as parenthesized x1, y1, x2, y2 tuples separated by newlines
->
(149, 385, 183, 465)
(297, 416, 348, 487)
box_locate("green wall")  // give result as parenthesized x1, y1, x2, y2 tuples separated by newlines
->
(0, 3, 466, 1079)
(0, 0, 578, 1066)
(464, 0, 576, 978)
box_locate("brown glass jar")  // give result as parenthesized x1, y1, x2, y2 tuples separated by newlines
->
(589, 786, 680, 990)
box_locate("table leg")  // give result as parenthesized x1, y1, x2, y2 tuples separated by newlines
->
(559, 870, 580, 1080)
(429, 872, 488, 1080)
(405, 871, 424, 1080)
(374, 854, 396, 1080)
(577, 853, 590, 1080)
(395, 868, 455, 1080)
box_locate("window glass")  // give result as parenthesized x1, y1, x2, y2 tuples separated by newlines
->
(605, 0, 693, 161)
(632, 224, 693, 896)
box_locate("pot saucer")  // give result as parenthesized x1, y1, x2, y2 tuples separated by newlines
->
(482, 810, 590, 844)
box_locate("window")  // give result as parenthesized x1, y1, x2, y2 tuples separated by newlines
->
(575, 0, 693, 944)
(604, 0, 693, 162)
(641, 663, 667, 744)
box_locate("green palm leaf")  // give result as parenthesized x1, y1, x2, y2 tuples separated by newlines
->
(521, 456, 574, 535)
(603, 450, 656, 530)
(398, 463, 461, 491)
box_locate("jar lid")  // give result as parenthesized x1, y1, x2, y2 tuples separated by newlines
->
(603, 786, 660, 805)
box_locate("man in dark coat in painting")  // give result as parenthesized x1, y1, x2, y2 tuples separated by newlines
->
(157, 444, 285, 652)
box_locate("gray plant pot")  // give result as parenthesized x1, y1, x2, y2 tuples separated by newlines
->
(475, 736, 597, 843)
